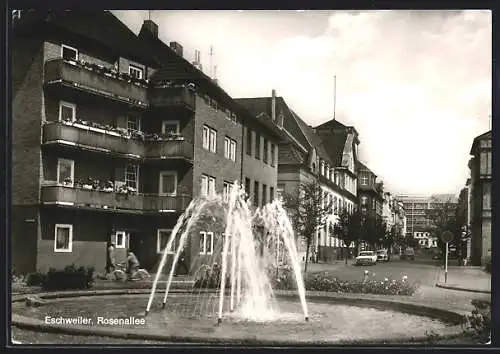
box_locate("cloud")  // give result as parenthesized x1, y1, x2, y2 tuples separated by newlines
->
(113, 10, 491, 196)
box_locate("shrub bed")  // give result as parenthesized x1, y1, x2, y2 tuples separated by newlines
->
(193, 264, 417, 296)
(273, 269, 417, 296)
(463, 299, 491, 343)
(25, 272, 47, 286)
(42, 265, 94, 291)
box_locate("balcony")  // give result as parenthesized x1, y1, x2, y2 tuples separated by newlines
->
(43, 122, 143, 158)
(41, 185, 191, 213)
(42, 122, 194, 162)
(145, 139, 194, 161)
(44, 59, 148, 107)
(149, 86, 196, 112)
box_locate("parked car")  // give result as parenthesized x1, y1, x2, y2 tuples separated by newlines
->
(376, 249, 389, 262)
(355, 251, 378, 266)
(400, 247, 415, 261)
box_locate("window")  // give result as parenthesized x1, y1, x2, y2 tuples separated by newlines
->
(54, 224, 73, 252)
(201, 174, 216, 197)
(61, 44, 78, 61)
(159, 171, 177, 195)
(270, 187, 274, 202)
(270, 143, 275, 167)
(320, 160, 325, 176)
(199, 231, 214, 255)
(262, 184, 267, 206)
(162, 120, 179, 135)
(202, 125, 217, 153)
(115, 231, 127, 249)
(480, 151, 492, 176)
(127, 116, 141, 133)
(157, 229, 175, 254)
(246, 129, 252, 155)
(244, 177, 251, 198)
(129, 65, 143, 79)
(326, 165, 330, 179)
(333, 196, 338, 214)
(125, 164, 138, 191)
(263, 138, 268, 164)
(223, 182, 232, 202)
(254, 181, 260, 206)
(224, 137, 237, 161)
(360, 175, 368, 186)
(12, 10, 22, 20)
(57, 158, 74, 186)
(59, 101, 76, 122)
(361, 196, 368, 205)
(483, 184, 491, 210)
(255, 134, 261, 160)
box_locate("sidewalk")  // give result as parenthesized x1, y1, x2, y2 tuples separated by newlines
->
(436, 266, 491, 293)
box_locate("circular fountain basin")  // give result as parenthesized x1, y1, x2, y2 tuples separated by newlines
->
(12, 292, 463, 344)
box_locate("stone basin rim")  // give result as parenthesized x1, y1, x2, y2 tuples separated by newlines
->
(11, 289, 467, 345)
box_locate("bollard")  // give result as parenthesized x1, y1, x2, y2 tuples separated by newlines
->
(217, 317, 222, 325)
(305, 316, 309, 322)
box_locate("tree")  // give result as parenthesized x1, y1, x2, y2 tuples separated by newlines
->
(426, 196, 463, 264)
(331, 208, 362, 264)
(380, 224, 400, 261)
(282, 180, 333, 275)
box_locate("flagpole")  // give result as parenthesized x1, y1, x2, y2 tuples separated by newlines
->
(333, 75, 337, 120)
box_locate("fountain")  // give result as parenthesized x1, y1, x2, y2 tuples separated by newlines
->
(145, 181, 309, 323)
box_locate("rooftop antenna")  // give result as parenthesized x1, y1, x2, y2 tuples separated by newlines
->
(213, 65, 218, 84)
(148, 10, 151, 21)
(488, 114, 492, 130)
(209, 45, 214, 78)
(333, 75, 337, 120)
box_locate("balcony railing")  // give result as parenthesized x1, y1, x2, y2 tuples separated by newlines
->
(41, 185, 191, 212)
(145, 139, 193, 160)
(42, 122, 194, 161)
(149, 86, 196, 111)
(44, 59, 148, 107)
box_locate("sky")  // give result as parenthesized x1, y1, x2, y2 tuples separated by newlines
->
(113, 10, 492, 196)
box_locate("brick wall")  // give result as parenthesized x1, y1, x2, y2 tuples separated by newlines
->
(192, 95, 242, 198)
(11, 206, 39, 274)
(12, 38, 44, 206)
(37, 208, 109, 272)
(44, 41, 114, 68)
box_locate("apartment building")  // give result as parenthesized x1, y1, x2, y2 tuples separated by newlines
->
(398, 194, 457, 239)
(468, 130, 491, 266)
(236, 96, 358, 263)
(11, 11, 281, 275)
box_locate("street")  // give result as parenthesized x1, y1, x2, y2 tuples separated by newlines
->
(307, 252, 441, 287)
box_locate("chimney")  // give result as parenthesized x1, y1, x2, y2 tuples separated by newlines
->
(271, 89, 276, 122)
(141, 19, 158, 38)
(169, 41, 183, 57)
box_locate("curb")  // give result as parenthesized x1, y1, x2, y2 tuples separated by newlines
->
(435, 283, 490, 294)
(12, 289, 467, 344)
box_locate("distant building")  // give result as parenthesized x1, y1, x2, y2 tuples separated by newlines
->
(357, 162, 383, 218)
(397, 194, 457, 240)
(468, 130, 491, 266)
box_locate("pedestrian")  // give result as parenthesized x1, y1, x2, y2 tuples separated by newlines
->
(126, 249, 140, 279)
(175, 248, 189, 276)
(106, 242, 116, 274)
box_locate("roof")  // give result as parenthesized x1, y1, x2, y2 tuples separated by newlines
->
(236, 97, 335, 165)
(470, 130, 492, 155)
(137, 26, 283, 140)
(356, 161, 377, 177)
(16, 10, 156, 66)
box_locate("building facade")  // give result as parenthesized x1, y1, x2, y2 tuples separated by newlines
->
(468, 131, 491, 266)
(356, 162, 383, 218)
(237, 95, 358, 263)
(398, 194, 457, 242)
(11, 11, 280, 275)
